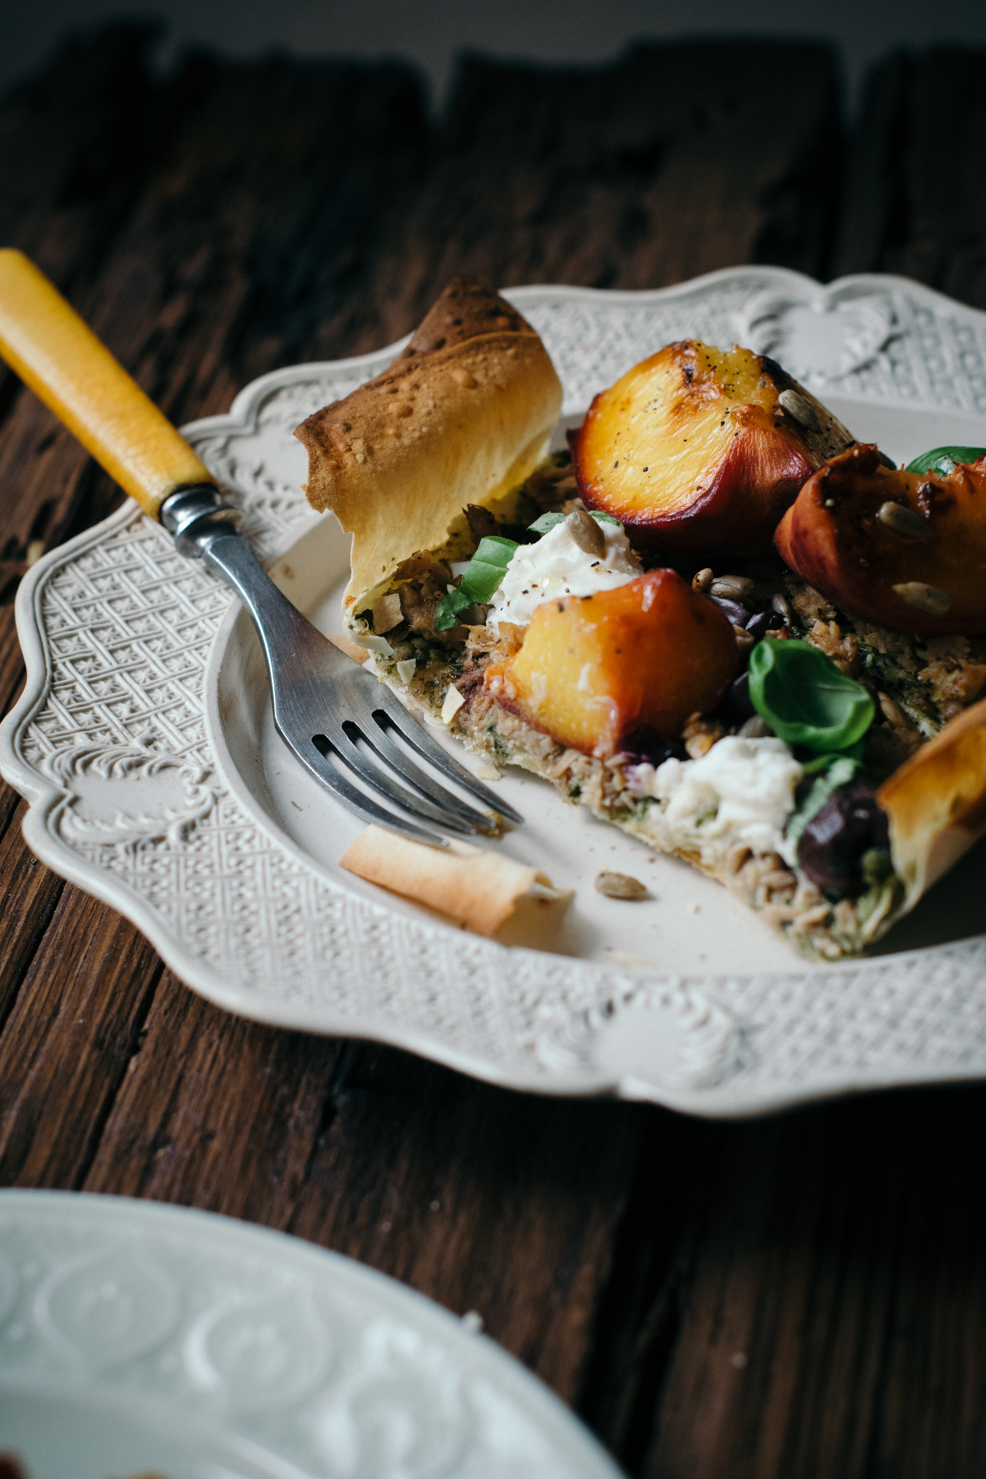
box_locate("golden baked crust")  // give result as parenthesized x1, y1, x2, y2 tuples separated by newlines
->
(878, 695, 986, 910)
(295, 277, 562, 620)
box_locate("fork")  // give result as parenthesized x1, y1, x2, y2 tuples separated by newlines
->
(0, 250, 521, 845)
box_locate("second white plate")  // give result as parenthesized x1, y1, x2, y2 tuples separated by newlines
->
(0, 1190, 622, 1479)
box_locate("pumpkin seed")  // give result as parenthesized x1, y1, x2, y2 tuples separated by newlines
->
(565, 509, 606, 557)
(779, 388, 820, 431)
(878, 501, 930, 539)
(892, 581, 951, 616)
(710, 574, 754, 598)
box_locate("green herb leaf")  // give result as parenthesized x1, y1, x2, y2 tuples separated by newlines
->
(459, 535, 519, 601)
(433, 587, 472, 632)
(786, 754, 863, 846)
(527, 510, 621, 535)
(433, 535, 519, 631)
(527, 511, 564, 535)
(748, 638, 875, 752)
(905, 445, 986, 478)
(799, 739, 866, 775)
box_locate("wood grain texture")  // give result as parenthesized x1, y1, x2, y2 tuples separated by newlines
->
(3, 27, 986, 1478)
(831, 49, 986, 308)
(0, 883, 160, 1187)
(366, 42, 844, 345)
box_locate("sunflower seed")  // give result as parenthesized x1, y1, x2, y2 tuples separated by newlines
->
(892, 581, 951, 616)
(877, 692, 907, 726)
(793, 902, 832, 931)
(878, 501, 930, 539)
(565, 509, 606, 557)
(771, 592, 792, 624)
(779, 388, 820, 431)
(594, 870, 650, 900)
(761, 868, 797, 892)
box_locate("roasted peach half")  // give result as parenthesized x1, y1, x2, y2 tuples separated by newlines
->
(483, 569, 739, 759)
(576, 340, 854, 553)
(775, 443, 986, 635)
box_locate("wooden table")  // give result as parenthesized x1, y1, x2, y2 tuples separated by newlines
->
(2, 28, 986, 1477)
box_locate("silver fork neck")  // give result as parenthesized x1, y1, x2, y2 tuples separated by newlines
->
(159, 484, 242, 557)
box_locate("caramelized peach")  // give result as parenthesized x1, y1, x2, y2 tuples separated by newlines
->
(576, 341, 854, 554)
(483, 569, 739, 759)
(775, 443, 986, 634)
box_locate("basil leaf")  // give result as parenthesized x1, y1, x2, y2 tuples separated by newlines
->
(527, 510, 622, 535)
(905, 445, 986, 478)
(799, 739, 865, 776)
(528, 511, 565, 535)
(748, 638, 875, 752)
(459, 535, 519, 601)
(433, 534, 519, 630)
(786, 754, 863, 846)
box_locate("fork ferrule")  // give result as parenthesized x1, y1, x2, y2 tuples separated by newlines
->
(160, 483, 242, 557)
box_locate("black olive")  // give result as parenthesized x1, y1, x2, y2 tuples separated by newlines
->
(720, 670, 756, 724)
(744, 609, 772, 639)
(621, 725, 684, 766)
(798, 780, 890, 897)
(709, 594, 749, 626)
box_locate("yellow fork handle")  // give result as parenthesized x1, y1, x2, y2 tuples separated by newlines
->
(0, 249, 214, 520)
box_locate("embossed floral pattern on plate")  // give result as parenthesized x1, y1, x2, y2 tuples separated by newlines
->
(0, 1190, 621, 1478)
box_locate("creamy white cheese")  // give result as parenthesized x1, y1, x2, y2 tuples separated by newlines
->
(634, 736, 803, 866)
(487, 518, 642, 633)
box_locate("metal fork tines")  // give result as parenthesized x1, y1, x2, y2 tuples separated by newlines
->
(162, 488, 522, 846)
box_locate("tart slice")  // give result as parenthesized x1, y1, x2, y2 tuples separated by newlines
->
(295, 278, 986, 959)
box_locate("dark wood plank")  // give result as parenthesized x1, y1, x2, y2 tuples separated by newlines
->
(0, 24, 165, 296)
(888, 49, 986, 309)
(0, 608, 23, 718)
(829, 53, 911, 279)
(0, 883, 161, 1187)
(833, 48, 986, 309)
(577, 1086, 986, 1479)
(365, 42, 843, 342)
(70, 48, 430, 428)
(84, 973, 344, 1217)
(0, 799, 64, 1032)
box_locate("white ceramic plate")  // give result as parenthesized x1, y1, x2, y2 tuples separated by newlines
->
(3, 266, 986, 1116)
(0, 1190, 623, 1479)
